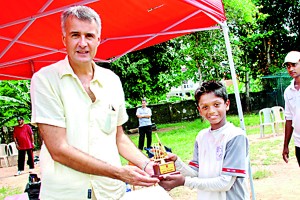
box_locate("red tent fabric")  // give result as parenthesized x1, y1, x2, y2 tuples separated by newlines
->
(0, 0, 226, 80)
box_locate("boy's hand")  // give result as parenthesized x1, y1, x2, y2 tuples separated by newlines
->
(159, 174, 185, 191)
(165, 153, 178, 162)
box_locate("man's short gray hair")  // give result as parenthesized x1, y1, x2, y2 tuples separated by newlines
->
(61, 5, 101, 37)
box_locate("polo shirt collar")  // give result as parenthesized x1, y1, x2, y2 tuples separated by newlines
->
(58, 56, 104, 85)
(58, 56, 75, 79)
(289, 79, 297, 91)
(92, 63, 105, 84)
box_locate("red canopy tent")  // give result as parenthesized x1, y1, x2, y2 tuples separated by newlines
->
(0, 1, 255, 197)
(0, 0, 225, 80)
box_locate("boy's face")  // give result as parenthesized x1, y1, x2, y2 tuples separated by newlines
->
(197, 92, 229, 130)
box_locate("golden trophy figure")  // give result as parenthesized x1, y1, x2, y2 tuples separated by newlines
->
(151, 133, 179, 180)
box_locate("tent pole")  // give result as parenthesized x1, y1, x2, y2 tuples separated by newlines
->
(221, 21, 256, 200)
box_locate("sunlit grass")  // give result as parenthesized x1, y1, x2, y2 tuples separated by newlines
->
(0, 187, 22, 200)
(253, 169, 272, 179)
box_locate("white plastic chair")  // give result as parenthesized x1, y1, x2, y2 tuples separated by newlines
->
(7, 142, 18, 156)
(271, 106, 285, 134)
(0, 144, 9, 167)
(259, 108, 275, 138)
(7, 142, 18, 166)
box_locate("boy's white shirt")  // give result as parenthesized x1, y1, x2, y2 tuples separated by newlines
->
(175, 122, 249, 200)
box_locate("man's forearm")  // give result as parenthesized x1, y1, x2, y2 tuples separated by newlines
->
(284, 120, 293, 147)
(137, 115, 151, 119)
(116, 126, 149, 169)
(56, 145, 123, 179)
(38, 123, 124, 180)
(31, 135, 34, 144)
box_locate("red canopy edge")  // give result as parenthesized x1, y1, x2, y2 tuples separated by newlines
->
(0, 0, 226, 80)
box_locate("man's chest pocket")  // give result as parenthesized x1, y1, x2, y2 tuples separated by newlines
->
(97, 105, 118, 134)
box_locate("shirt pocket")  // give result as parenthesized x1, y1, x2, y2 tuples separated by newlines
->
(98, 104, 118, 134)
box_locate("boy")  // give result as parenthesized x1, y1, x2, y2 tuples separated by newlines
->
(282, 51, 300, 166)
(159, 81, 249, 199)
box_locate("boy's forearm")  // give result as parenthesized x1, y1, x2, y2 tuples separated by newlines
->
(184, 175, 236, 192)
(175, 157, 198, 177)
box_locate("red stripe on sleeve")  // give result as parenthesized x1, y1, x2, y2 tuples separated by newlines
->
(222, 168, 246, 174)
(188, 161, 199, 168)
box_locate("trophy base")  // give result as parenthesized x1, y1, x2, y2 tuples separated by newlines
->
(153, 161, 177, 175)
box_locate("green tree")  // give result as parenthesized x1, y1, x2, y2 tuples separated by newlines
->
(169, 0, 258, 83)
(99, 41, 186, 106)
(0, 80, 31, 127)
(242, 0, 300, 76)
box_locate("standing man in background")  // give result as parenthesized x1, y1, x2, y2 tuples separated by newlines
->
(282, 51, 300, 167)
(13, 116, 35, 176)
(136, 99, 153, 150)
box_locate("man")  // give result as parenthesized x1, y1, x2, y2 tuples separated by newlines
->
(282, 51, 300, 167)
(30, 6, 158, 199)
(13, 116, 35, 176)
(136, 99, 153, 150)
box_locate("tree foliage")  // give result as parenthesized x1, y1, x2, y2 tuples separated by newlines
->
(169, 0, 259, 84)
(238, 0, 300, 76)
(99, 41, 186, 106)
(0, 80, 31, 127)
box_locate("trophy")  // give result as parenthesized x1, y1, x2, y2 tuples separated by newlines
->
(151, 133, 180, 180)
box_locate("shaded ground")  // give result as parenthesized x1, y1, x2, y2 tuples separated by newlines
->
(1, 134, 300, 199)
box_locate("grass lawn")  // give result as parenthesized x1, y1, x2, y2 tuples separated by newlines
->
(0, 187, 22, 200)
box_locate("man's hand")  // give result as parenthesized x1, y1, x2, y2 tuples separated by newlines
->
(119, 165, 159, 186)
(282, 147, 289, 163)
(144, 160, 155, 175)
(159, 174, 185, 191)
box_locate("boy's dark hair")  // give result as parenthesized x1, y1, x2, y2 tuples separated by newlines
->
(194, 81, 228, 106)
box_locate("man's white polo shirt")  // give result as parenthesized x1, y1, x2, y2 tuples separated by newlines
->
(31, 57, 128, 199)
(284, 79, 300, 147)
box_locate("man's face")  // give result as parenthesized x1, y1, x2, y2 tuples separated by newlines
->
(18, 119, 24, 125)
(62, 16, 100, 67)
(285, 62, 300, 79)
(142, 100, 147, 108)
